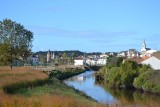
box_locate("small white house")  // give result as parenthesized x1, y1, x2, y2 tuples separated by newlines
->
(97, 58, 106, 65)
(74, 58, 84, 66)
(140, 56, 160, 70)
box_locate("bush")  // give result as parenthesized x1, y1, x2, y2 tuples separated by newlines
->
(134, 69, 160, 93)
(133, 71, 150, 89)
(142, 80, 155, 92)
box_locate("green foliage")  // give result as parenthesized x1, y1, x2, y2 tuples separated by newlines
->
(142, 80, 155, 92)
(0, 43, 9, 65)
(62, 52, 67, 59)
(133, 70, 160, 93)
(49, 69, 84, 80)
(107, 56, 124, 68)
(133, 70, 151, 89)
(0, 19, 34, 69)
(119, 60, 139, 87)
(97, 60, 149, 88)
(116, 57, 124, 67)
(106, 67, 120, 86)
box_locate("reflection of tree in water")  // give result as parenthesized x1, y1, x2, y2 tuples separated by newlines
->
(96, 82, 160, 107)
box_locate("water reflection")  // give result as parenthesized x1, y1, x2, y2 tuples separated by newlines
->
(64, 71, 117, 104)
(64, 71, 160, 107)
(98, 82, 160, 107)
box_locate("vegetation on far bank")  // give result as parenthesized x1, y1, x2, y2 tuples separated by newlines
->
(96, 56, 160, 94)
(97, 82, 160, 107)
(49, 68, 84, 80)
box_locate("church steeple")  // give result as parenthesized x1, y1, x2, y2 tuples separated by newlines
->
(141, 40, 147, 53)
(142, 40, 146, 49)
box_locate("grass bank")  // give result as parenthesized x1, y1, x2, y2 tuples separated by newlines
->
(0, 67, 105, 107)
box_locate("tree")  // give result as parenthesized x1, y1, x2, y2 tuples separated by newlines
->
(107, 56, 124, 68)
(62, 52, 67, 59)
(0, 42, 9, 65)
(70, 52, 75, 64)
(0, 19, 33, 69)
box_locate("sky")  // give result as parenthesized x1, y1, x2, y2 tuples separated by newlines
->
(0, 0, 160, 53)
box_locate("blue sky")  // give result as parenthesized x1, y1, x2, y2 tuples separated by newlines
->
(0, 0, 160, 52)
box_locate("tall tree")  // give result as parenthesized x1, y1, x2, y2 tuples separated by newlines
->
(0, 19, 34, 69)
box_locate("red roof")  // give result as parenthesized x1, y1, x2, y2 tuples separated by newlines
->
(74, 58, 84, 60)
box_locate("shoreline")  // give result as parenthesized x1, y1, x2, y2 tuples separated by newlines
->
(1, 69, 104, 107)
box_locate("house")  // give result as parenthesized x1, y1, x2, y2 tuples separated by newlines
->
(28, 55, 38, 65)
(140, 55, 160, 70)
(74, 58, 85, 66)
(86, 58, 97, 66)
(100, 54, 108, 58)
(126, 57, 144, 64)
(127, 49, 139, 58)
(117, 51, 127, 57)
(97, 58, 107, 65)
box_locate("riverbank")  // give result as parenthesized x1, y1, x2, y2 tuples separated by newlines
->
(96, 60, 160, 94)
(0, 67, 105, 107)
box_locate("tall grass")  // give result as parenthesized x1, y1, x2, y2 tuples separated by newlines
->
(0, 66, 106, 107)
(0, 94, 105, 107)
(0, 66, 48, 90)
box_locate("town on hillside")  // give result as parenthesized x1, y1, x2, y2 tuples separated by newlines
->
(28, 40, 160, 70)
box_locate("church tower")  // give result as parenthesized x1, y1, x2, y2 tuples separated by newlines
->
(141, 40, 147, 57)
(142, 40, 146, 49)
(47, 50, 51, 62)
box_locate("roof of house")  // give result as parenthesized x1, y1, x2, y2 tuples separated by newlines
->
(152, 52, 160, 60)
(127, 58, 143, 64)
(74, 58, 84, 60)
(126, 56, 150, 64)
(140, 56, 160, 70)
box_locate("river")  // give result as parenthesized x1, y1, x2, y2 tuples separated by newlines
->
(64, 70, 160, 106)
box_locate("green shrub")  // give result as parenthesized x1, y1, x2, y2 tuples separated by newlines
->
(49, 69, 84, 80)
(142, 80, 155, 92)
(133, 71, 149, 89)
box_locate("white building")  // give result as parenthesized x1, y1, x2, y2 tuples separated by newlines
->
(117, 51, 127, 57)
(128, 49, 139, 58)
(141, 56, 160, 70)
(140, 40, 157, 57)
(86, 59, 97, 66)
(74, 58, 84, 66)
(86, 58, 106, 66)
(97, 58, 106, 65)
(100, 54, 108, 58)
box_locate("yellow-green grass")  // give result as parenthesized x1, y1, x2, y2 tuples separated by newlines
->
(0, 66, 106, 107)
(0, 66, 48, 91)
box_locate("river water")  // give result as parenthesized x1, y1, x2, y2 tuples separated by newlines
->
(64, 71, 160, 106)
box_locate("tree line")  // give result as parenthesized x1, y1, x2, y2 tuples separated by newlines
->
(96, 56, 160, 93)
(0, 19, 33, 69)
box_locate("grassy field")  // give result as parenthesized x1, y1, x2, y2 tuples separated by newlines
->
(0, 66, 106, 107)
